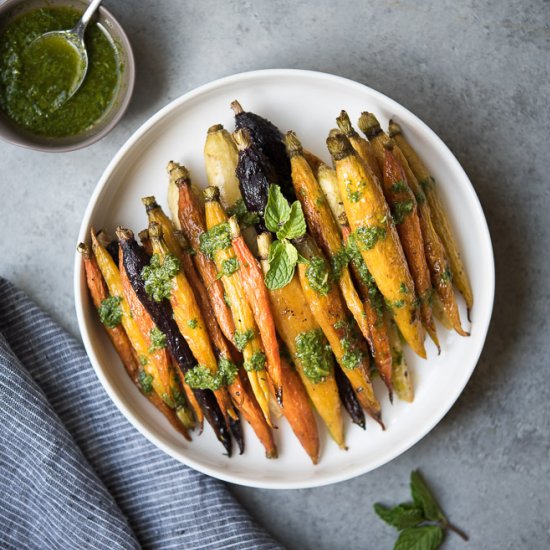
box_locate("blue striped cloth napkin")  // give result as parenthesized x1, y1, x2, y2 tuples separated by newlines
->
(0, 278, 282, 550)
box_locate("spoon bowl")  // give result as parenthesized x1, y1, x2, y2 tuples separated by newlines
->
(28, 0, 102, 110)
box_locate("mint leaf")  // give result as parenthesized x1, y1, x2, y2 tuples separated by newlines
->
(410, 471, 447, 523)
(265, 240, 298, 290)
(394, 526, 444, 550)
(265, 184, 291, 233)
(278, 200, 306, 240)
(374, 503, 425, 530)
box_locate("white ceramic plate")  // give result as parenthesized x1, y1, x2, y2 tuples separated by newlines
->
(74, 69, 494, 489)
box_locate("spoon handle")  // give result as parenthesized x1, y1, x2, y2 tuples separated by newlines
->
(73, 0, 103, 38)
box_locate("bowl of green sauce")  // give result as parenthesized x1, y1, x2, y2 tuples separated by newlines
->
(0, 0, 134, 151)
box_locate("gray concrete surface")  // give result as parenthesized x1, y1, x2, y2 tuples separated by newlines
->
(1, 0, 549, 548)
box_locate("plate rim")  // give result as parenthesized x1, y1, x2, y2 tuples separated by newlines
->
(73, 68, 495, 489)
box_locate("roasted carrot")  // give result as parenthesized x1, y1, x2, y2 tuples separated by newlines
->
(258, 232, 345, 448)
(382, 142, 439, 350)
(168, 161, 236, 343)
(117, 227, 232, 455)
(172, 231, 276, 457)
(294, 234, 383, 422)
(285, 131, 373, 347)
(79, 242, 138, 375)
(90, 229, 169, 403)
(326, 134, 427, 358)
(228, 216, 283, 403)
(147, 222, 237, 422)
(358, 113, 468, 336)
(336, 110, 383, 183)
(203, 186, 272, 425)
(79, 242, 193, 439)
(389, 119, 473, 315)
(335, 364, 365, 429)
(339, 219, 394, 394)
(388, 319, 414, 402)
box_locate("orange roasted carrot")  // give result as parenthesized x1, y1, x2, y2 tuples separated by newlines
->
(389, 119, 473, 315)
(118, 257, 174, 403)
(172, 231, 276, 457)
(228, 216, 283, 403)
(79, 242, 138, 375)
(359, 112, 468, 337)
(382, 143, 439, 350)
(167, 161, 236, 342)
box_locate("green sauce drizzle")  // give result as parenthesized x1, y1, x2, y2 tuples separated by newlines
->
(97, 295, 122, 328)
(295, 329, 333, 383)
(141, 253, 180, 302)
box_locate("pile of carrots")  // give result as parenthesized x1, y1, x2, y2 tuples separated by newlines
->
(79, 102, 472, 464)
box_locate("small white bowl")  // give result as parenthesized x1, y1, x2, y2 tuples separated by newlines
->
(0, 0, 135, 152)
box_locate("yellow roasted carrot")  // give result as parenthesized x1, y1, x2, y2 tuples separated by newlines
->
(285, 131, 372, 347)
(382, 142, 439, 350)
(339, 219, 394, 392)
(388, 319, 414, 402)
(172, 232, 277, 457)
(326, 134, 426, 358)
(336, 110, 383, 183)
(147, 221, 237, 422)
(257, 232, 345, 448)
(389, 119, 473, 315)
(203, 186, 272, 425)
(358, 113, 468, 336)
(294, 234, 383, 420)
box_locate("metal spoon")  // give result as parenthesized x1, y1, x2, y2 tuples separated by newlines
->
(30, 0, 103, 109)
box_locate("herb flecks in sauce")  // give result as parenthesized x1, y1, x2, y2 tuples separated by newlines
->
(305, 256, 332, 296)
(141, 253, 180, 302)
(98, 295, 122, 328)
(0, 7, 120, 137)
(295, 329, 333, 383)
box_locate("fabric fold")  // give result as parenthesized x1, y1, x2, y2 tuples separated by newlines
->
(0, 278, 281, 550)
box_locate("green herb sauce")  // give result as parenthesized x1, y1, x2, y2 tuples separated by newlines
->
(392, 200, 415, 224)
(199, 222, 231, 259)
(295, 329, 333, 383)
(0, 7, 120, 137)
(138, 369, 153, 394)
(244, 351, 266, 372)
(141, 253, 180, 302)
(217, 257, 239, 279)
(390, 180, 408, 194)
(187, 318, 198, 329)
(234, 329, 255, 352)
(226, 199, 260, 228)
(353, 225, 387, 250)
(97, 295, 122, 328)
(148, 327, 166, 353)
(305, 256, 331, 296)
(184, 355, 238, 390)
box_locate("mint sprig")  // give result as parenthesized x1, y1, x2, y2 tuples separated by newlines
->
(374, 471, 468, 550)
(264, 184, 307, 289)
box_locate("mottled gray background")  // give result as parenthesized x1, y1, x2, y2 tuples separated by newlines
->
(1, 0, 549, 548)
